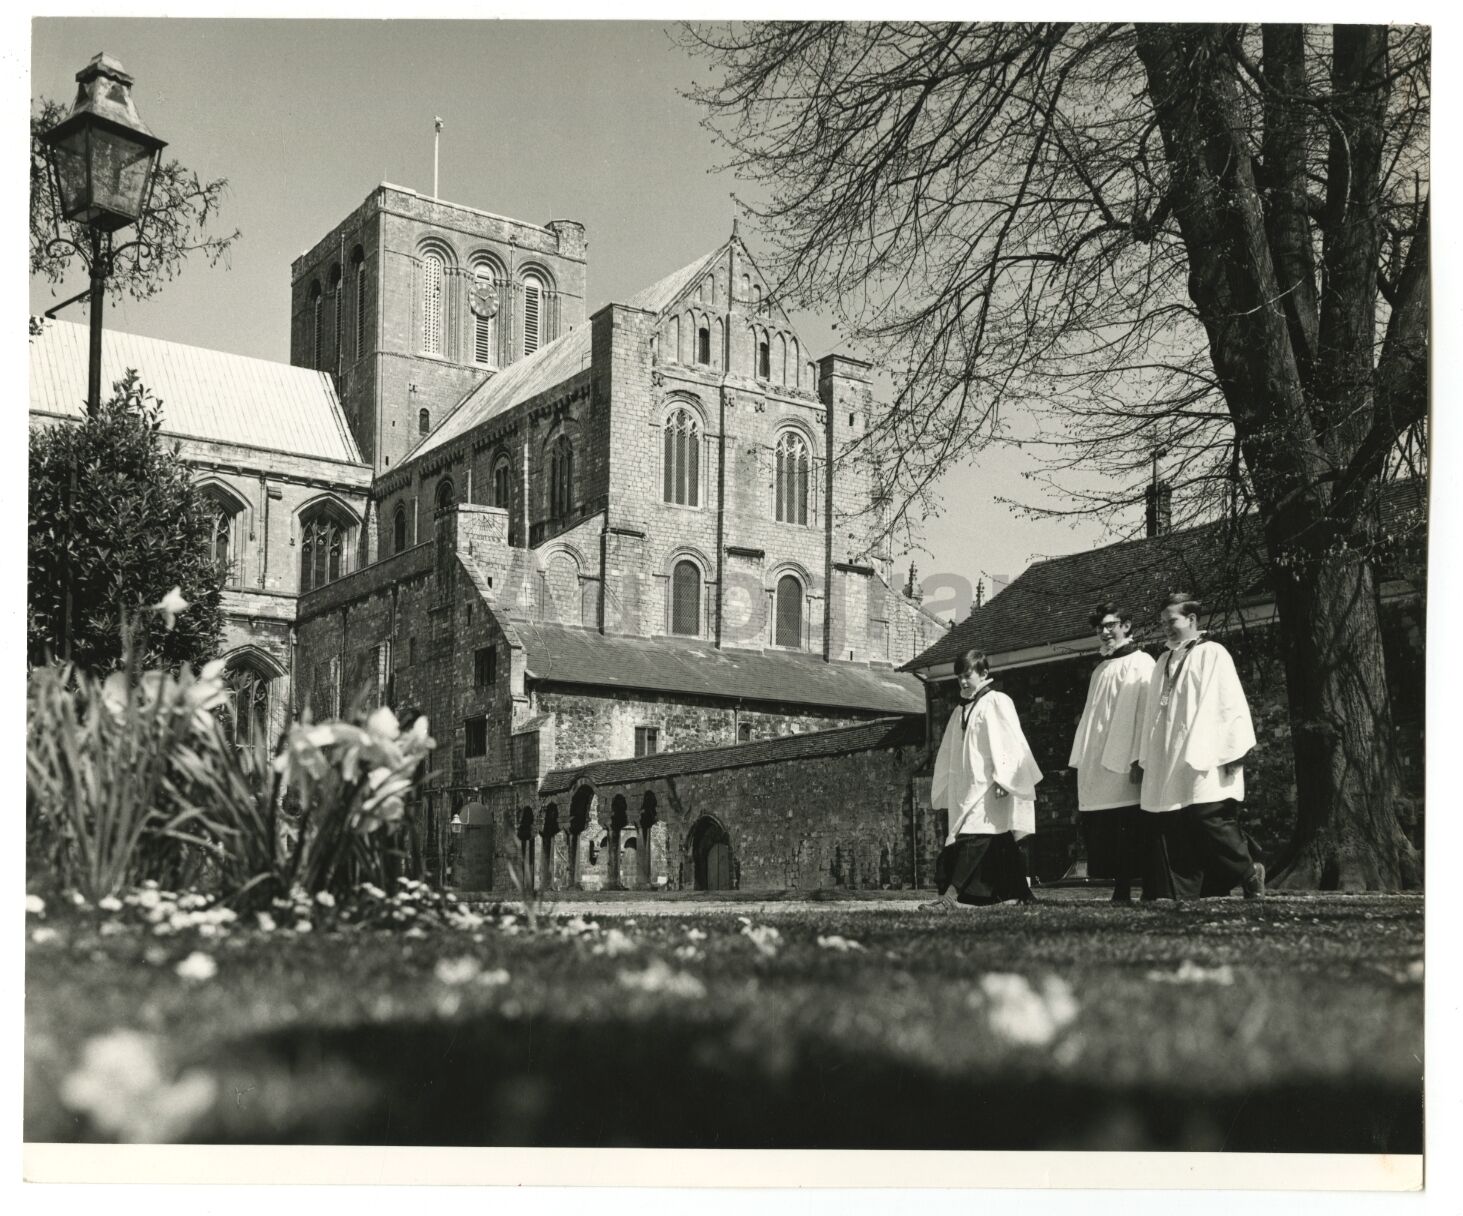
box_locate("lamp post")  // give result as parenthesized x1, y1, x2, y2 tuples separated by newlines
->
(40, 53, 167, 416)
(447, 812, 464, 886)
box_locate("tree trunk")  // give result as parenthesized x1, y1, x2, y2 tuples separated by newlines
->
(1265, 547, 1420, 889)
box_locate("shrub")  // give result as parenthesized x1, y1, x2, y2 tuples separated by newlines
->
(28, 369, 224, 673)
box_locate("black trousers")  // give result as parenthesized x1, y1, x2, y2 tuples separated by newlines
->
(1080, 804, 1143, 888)
(934, 832, 1035, 905)
(1144, 799, 1257, 900)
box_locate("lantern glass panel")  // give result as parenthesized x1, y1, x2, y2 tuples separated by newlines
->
(48, 126, 92, 221)
(89, 125, 156, 222)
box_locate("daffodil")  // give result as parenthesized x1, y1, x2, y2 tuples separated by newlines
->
(153, 586, 191, 631)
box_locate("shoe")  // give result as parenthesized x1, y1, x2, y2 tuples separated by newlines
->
(918, 897, 958, 912)
(1242, 862, 1266, 900)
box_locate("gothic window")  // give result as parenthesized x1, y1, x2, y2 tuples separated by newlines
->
(697, 326, 711, 365)
(393, 505, 408, 554)
(758, 338, 771, 380)
(418, 408, 431, 436)
(549, 434, 574, 520)
(662, 407, 701, 507)
(522, 272, 545, 356)
(671, 560, 701, 637)
(775, 574, 804, 648)
(471, 263, 498, 367)
(422, 249, 445, 355)
(352, 247, 367, 359)
(224, 659, 272, 759)
(208, 503, 232, 579)
(298, 506, 353, 593)
(789, 336, 800, 387)
(330, 264, 342, 369)
(435, 478, 455, 514)
(775, 429, 811, 525)
(492, 454, 514, 511)
(309, 282, 323, 368)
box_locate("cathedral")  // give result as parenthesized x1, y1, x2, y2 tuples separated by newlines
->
(31, 182, 946, 893)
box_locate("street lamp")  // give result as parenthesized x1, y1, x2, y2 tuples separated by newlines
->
(40, 53, 167, 416)
(448, 812, 464, 885)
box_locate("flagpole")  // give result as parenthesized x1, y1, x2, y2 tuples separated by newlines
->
(433, 116, 443, 198)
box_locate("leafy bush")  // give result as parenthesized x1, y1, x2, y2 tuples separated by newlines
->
(28, 369, 225, 673)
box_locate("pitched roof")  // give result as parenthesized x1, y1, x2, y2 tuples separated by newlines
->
(28, 319, 363, 465)
(539, 715, 923, 796)
(622, 247, 722, 315)
(904, 481, 1427, 672)
(406, 324, 592, 464)
(514, 622, 925, 714)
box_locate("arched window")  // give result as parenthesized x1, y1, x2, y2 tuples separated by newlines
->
(492, 454, 514, 510)
(435, 478, 455, 515)
(470, 262, 499, 367)
(522, 272, 545, 356)
(758, 338, 771, 380)
(422, 249, 445, 355)
(224, 658, 273, 758)
(418, 408, 431, 436)
(776, 574, 804, 648)
(329, 264, 342, 369)
(775, 430, 811, 525)
(669, 314, 682, 363)
(352, 247, 367, 360)
(299, 506, 353, 593)
(208, 502, 232, 576)
(309, 282, 323, 368)
(662, 407, 701, 506)
(775, 333, 787, 385)
(392, 505, 408, 554)
(697, 326, 711, 365)
(549, 434, 574, 520)
(671, 559, 701, 637)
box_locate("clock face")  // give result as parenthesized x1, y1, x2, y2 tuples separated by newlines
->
(470, 283, 500, 319)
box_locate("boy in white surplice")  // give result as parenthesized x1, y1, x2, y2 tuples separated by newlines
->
(1069, 601, 1155, 902)
(923, 648, 1043, 911)
(1137, 592, 1265, 900)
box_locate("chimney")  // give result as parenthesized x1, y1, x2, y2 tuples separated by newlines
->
(1145, 481, 1173, 537)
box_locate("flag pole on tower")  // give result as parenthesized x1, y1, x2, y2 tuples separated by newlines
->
(433, 116, 443, 198)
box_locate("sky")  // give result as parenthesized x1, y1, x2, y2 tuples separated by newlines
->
(30, 16, 1149, 617)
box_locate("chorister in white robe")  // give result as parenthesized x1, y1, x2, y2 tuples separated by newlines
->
(931, 685, 1044, 843)
(1069, 646, 1156, 812)
(1138, 638, 1257, 813)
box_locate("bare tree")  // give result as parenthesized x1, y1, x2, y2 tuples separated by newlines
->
(31, 97, 240, 304)
(682, 22, 1428, 889)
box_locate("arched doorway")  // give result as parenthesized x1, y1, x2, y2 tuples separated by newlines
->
(688, 817, 733, 891)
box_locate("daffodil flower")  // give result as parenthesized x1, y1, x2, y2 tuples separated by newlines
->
(153, 586, 191, 631)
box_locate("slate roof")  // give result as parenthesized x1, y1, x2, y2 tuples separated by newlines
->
(539, 715, 923, 796)
(407, 324, 592, 464)
(515, 622, 925, 714)
(904, 481, 1427, 672)
(622, 247, 721, 315)
(29, 319, 363, 465)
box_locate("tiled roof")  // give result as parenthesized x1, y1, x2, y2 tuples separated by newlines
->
(904, 482, 1427, 672)
(515, 622, 926, 714)
(622, 247, 722, 315)
(540, 715, 923, 796)
(407, 325, 592, 464)
(29, 319, 363, 465)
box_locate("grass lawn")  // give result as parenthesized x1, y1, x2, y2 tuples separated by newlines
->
(25, 889, 1423, 1152)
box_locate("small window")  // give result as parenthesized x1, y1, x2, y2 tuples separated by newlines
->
(465, 716, 487, 758)
(330, 265, 343, 368)
(738, 722, 752, 743)
(523, 273, 545, 356)
(353, 248, 367, 359)
(697, 327, 710, 365)
(392, 505, 408, 554)
(634, 726, 659, 758)
(549, 435, 574, 520)
(474, 645, 497, 689)
(492, 455, 514, 510)
(671, 560, 701, 637)
(418, 408, 431, 436)
(435, 478, 454, 514)
(758, 341, 770, 380)
(310, 282, 323, 369)
(775, 575, 803, 649)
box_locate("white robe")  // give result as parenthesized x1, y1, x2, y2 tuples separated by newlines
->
(1138, 639, 1257, 813)
(931, 688, 1044, 842)
(1069, 647, 1156, 811)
